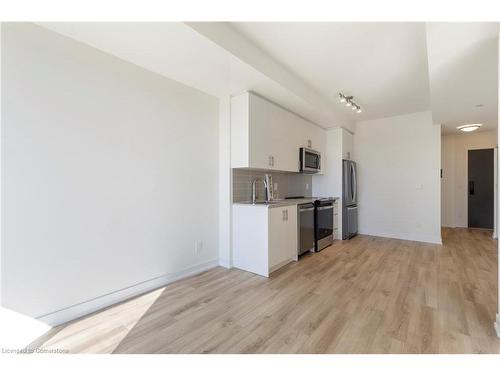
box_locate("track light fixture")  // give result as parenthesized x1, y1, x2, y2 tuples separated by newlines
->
(338, 93, 362, 114)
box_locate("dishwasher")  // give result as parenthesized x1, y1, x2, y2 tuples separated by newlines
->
(297, 203, 315, 256)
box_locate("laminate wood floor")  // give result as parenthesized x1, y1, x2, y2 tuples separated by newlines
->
(30, 228, 500, 353)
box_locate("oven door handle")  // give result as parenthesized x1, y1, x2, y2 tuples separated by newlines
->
(317, 205, 333, 211)
(299, 207, 315, 213)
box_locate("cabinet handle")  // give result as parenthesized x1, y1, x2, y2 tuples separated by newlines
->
(282, 209, 289, 221)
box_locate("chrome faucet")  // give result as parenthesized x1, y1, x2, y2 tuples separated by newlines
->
(252, 178, 268, 204)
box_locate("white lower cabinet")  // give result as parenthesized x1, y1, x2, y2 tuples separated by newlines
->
(268, 206, 297, 272)
(233, 204, 298, 277)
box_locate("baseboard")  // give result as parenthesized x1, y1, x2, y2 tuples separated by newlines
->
(36, 259, 219, 327)
(495, 314, 500, 338)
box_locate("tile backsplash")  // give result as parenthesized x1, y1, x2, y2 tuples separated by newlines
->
(232, 169, 312, 202)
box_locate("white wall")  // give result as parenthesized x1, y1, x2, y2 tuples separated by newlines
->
(441, 131, 497, 228)
(218, 97, 232, 268)
(1, 23, 219, 325)
(354, 111, 442, 244)
(441, 135, 456, 227)
(312, 128, 342, 199)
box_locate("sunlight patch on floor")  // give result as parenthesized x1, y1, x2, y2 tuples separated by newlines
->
(30, 287, 165, 354)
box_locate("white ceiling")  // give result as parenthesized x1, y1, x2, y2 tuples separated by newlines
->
(426, 23, 498, 134)
(37, 22, 498, 135)
(229, 22, 432, 121)
(37, 22, 353, 131)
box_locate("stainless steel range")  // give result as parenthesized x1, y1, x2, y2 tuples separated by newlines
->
(314, 198, 335, 252)
(297, 197, 336, 256)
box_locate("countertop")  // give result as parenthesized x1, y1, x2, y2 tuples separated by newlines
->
(233, 197, 339, 208)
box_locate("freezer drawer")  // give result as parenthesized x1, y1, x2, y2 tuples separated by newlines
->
(346, 205, 358, 239)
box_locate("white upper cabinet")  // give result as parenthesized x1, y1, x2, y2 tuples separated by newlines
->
(341, 129, 353, 160)
(231, 92, 325, 173)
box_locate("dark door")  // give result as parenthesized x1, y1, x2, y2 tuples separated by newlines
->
(468, 148, 494, 229)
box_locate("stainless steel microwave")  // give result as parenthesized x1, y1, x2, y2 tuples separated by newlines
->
(299, 148, 321, 173)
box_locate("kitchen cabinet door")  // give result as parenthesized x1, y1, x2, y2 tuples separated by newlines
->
(342, 129, 353, 160)
(249, 94, 298, 172)
(248, 93, 281, 171)
(284, 206, 298, 260)
(268, 206, 297, 272)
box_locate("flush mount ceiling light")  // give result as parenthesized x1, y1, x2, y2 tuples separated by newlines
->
(457, 123, 482, 132)
(338, 93, 362, 114)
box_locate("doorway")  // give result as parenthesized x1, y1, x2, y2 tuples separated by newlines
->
(468, 148, 494, 229)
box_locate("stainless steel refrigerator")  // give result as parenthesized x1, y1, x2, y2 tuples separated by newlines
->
(342, 160, 358, 239)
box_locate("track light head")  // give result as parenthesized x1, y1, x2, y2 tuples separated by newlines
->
(338, 93, 362, 114)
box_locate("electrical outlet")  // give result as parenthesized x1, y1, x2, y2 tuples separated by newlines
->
(195, 240, 203, 254)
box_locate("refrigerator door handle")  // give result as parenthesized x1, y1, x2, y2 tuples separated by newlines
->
(349, 163, 354, 202)
(343, 161, 349, 204)
(352, 163, 357, 203)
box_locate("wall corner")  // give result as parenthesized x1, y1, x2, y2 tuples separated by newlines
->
(495, 314, 500, 338)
